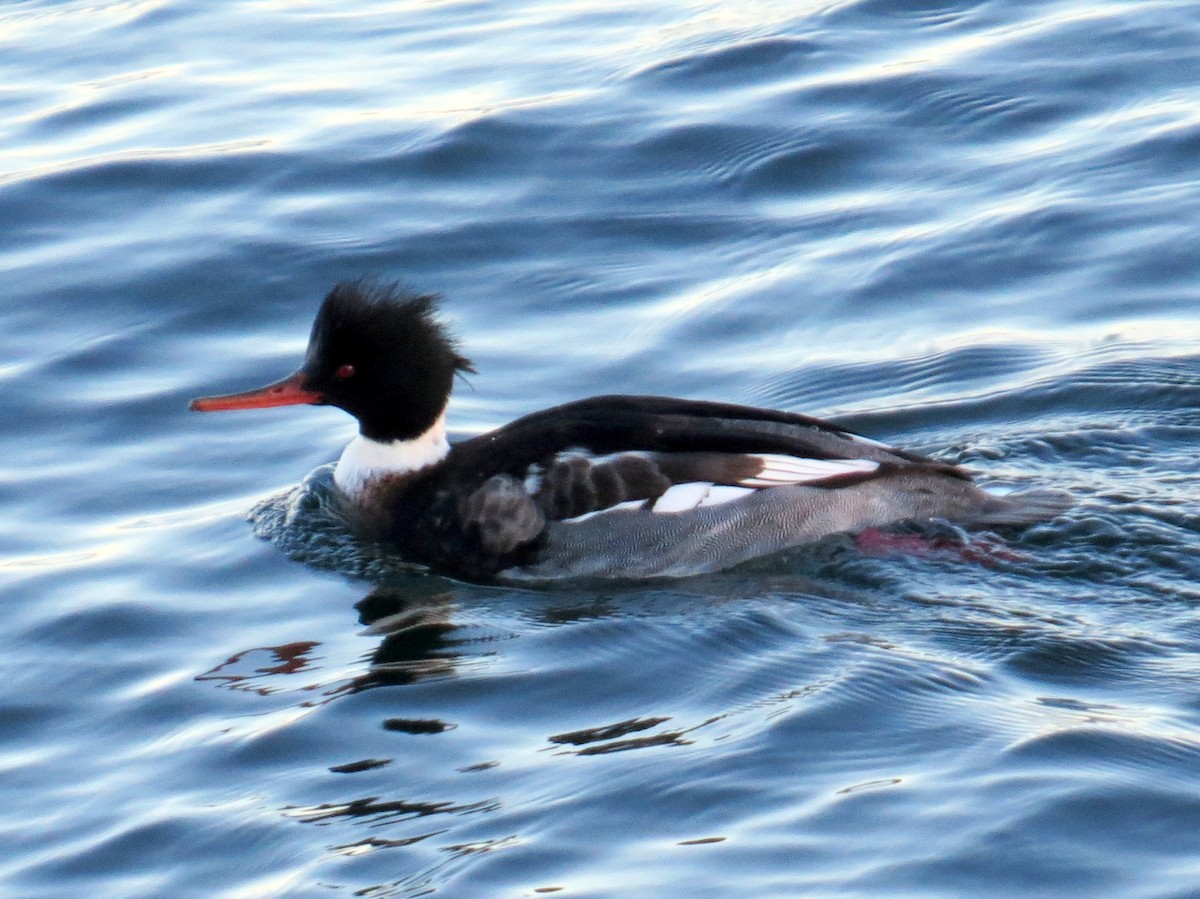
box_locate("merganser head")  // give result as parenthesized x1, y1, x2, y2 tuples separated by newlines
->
(190, 280, 474, 443)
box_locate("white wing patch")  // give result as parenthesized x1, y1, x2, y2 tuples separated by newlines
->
(652, 482, 755, 513)
(701, 485, 756, 507)
(561, 499, 647, 523)
(738, 454, 878, 487)
(554, 453, 882, 520)
(653, 482, 712, 513)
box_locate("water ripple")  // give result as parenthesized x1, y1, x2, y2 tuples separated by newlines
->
(5, 0, 1200, 896)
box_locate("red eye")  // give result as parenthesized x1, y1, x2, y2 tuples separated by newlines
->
(335, 364, 356, 380)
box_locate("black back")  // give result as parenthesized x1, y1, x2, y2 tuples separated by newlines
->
(381, 394, 969, 578)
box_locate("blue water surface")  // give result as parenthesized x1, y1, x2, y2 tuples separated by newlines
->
(3, 0, 1200, 896)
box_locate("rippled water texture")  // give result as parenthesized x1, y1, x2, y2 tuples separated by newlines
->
(3, 1, 1200, 896)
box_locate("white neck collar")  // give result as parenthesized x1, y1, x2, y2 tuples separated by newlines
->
(333, 413, 449, 500)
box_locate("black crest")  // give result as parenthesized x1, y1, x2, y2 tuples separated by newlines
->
(301, 280, 475, 441)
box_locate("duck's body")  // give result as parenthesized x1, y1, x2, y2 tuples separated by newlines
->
(354, 395, 1049, 582)
(192, 281, 1065, 582)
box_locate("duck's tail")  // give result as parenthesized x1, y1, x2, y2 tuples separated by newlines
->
(966, 486, 1074, 527)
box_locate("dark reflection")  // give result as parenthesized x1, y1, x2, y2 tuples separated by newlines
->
(329, 759, 391, 774)
(350, 579, 463, 691)
(287, 795, 497, 825)
(330, 833, 443, 856)
(283, 790, 500, 863)
(549, 716, 671, 745)
(383, 718, 456, 734)
(445, 835, 519, 856)
(196, 641, 320, 695)
(199, 529, 891, 879)
(548, 714, 721, 756)
(196, 579, 469, 711)
(458, 761, 500, 773)
(571, 730, 693, 755)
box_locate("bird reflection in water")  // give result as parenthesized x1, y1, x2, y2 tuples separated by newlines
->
(195, 641, 321, 696)
(353, 578, 463, 690)
(195, 577, 466, 706)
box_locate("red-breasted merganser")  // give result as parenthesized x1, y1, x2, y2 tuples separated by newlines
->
(191, 281, 1065, 581)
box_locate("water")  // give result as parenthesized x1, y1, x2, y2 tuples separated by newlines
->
(3, 0, 1200, 896)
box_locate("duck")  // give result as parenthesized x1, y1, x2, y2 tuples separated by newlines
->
(191, 280, 1065, 581)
